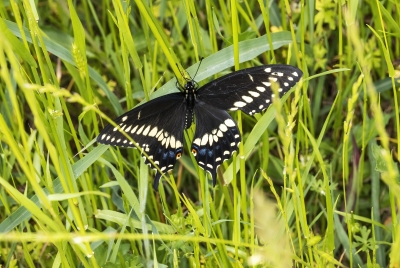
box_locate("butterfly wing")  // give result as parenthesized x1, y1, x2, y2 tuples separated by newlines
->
(196, 64, 302, 115)
(97, 93, 187, 190)
(191, 101, 241, 186)
(192, 64, 302, 185)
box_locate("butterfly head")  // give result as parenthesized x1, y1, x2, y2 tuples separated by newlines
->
(184, 79, 198, 92)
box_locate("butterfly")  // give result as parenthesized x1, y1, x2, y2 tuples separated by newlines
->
(97, 64, 303, 190)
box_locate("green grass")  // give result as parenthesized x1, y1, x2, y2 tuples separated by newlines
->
(0, 0, 399, 267)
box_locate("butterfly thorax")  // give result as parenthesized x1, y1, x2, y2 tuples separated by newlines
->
(183, 80, 197, 129)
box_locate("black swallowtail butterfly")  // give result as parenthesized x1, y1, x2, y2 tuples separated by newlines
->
(97, 64, 302, 190)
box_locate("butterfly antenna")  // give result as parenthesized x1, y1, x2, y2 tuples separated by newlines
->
(192, 57, 204, 80)
(175, 63, 185, 77)
(174, 63, 186, 90)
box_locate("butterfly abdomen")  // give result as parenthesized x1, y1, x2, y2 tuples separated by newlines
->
(184, 81, 197, 129)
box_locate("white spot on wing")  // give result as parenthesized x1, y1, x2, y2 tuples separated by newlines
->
(223, 150, 230, 155)
(136, 125, 145, 135)
(284, 82, 289, 87)
(176, 140, 182, 148)
(216, 157, 222, 162)
(293, 72, 298, 77)
(170, 136, 176, 148)
(208, 134, 213, 146)
(259, 104, 264, 109)
(262, 82, 271, 87)
(217, 130, 223, 137)
(148, 127, 158, 137)
(219, 124, 228, 132)
(248, 91, 260, 97)
(248, 74, 254, 81)
(213, 135, 218, 142)
(111, 137, 115, 142)
(142, 125, 151, 136)
(131, 125, 138, 134)
(268, 77, 278, 82)
(122, 116, 128, 122)
(101, 134, 106, 140)
(207, 164, 213, 169)
(193, 138, 201, 145)
(242, 95, 253, 103)
(256, 86, 266, 92)
(201, 135, 208, 146)
(156, 130, 163, 138)
(288, 76, 293, 81)
(265, 67, 271, 72)
(125, 125, 132, 132)
(224, 119, 235, 127)
(234, 101, 246, 107)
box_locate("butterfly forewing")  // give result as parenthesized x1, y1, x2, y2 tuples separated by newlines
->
(191, 102, 241, 186)
(196, 64, 303, 116)
(97, 93, 187, 190)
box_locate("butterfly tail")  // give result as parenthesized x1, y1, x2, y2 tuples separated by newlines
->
(211, 169, 217, 187)
(153, 172, 162, 191)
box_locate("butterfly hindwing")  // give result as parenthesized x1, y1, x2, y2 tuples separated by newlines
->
(97, 93, 187, 190)
(191, 102, 241, 186)
(196, 64, 303, 116)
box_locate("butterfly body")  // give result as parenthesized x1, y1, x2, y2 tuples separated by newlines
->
(183, 81, 196, 129)
(97, 64, 303, 190)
